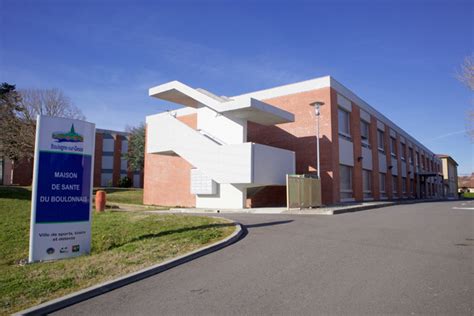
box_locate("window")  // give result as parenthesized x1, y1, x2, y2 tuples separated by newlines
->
(121, 140, 128, 153)
(402, 177, 407, 194)
(410, 179, 414, 195)
(416, 152, 420, 166)
(377, 130, 385, 152)
(101, 173, 113, 187)
(380, 173, 386, 197)
(338, 108, 351, 138)
(390, 137, 397, 157)
(401, 143, 406, 160)
(392, 176, 398, 195)
(363, 169, 372, 198)
(409, 147, 414, 164)
(340, 165, 353, 199)
(360, 120, 370, 147)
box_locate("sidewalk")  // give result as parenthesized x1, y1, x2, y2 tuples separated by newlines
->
(158, 201, 397, 215)
(110, 198, 448, 215)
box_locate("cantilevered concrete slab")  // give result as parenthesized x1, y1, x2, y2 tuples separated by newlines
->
(149, 80, 294, 125)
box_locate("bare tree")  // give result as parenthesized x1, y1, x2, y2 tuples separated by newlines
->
(0, 86, 85, 162)
(18, 88, 85, 122)
(457, 55, 474, 90)
(457, 55, 474, 142)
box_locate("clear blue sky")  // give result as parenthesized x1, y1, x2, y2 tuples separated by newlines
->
(1, 0, 472, 174)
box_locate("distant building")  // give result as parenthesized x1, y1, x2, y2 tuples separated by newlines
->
(458, 173, 474, 193)
(1, 128, 143, 188)
(94, 129, 143, 188)
(436, 154, 459, 198)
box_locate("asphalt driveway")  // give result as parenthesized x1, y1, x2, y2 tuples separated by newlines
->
(54, 200, 473, 315)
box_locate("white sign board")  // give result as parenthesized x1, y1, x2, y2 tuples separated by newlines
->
(29, 115, 95, 262)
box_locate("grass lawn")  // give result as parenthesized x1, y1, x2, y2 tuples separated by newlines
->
(462, 192, 474, 199)
(0, 186, 235, 315)
(93, 187, 144, 205)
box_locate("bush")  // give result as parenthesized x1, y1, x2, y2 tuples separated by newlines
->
(118, 176, 132, 188)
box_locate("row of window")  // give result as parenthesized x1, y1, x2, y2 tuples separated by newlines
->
(339, 164, 436, 200)
(337, 108, 440, 172)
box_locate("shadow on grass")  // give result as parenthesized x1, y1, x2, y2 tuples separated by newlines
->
(107, 222, 236, 251)
(0, 186, 32, 201)
(107, 219, 293, 251)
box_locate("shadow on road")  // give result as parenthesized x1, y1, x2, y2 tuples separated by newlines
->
(245, 220, 293, 228)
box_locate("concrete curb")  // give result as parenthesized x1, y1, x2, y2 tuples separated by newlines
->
(15, 221, 243, 316)
(329, 198, 448, 215)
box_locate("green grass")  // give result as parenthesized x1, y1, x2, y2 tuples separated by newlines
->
(93, 187, 144, 205)
(0, 186, 235, 315)
(462, 192, 474, 198)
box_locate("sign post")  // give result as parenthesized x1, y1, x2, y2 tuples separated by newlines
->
(29, 115, 95, 262)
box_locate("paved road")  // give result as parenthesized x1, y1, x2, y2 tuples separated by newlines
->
(55, 201, 473, 315)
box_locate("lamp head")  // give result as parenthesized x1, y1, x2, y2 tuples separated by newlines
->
(309, 101, 325, 108)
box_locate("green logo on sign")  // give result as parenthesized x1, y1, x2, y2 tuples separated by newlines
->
(52, 124, 84, 143)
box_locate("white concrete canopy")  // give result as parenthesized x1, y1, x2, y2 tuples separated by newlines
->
(149, 81, 294, 126)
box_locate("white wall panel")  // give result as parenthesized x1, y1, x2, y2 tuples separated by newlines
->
(391, 157, 398, 175)
(362, 147, 372, 170)
(339, 138, 354, 166)
(337, 94, 352, 111)
(101, 156, 114, 169)
(379, 153, 387, 173)
(102, 138, 114, 152)
(252, 144, 295, 185)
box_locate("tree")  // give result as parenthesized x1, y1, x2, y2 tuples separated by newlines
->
(0, 83, 34, 161)
(0, 86, 85, 161)
(125, 123, 145, 172)
(457, 55, 474, 142)
(18, 88, 85, 122)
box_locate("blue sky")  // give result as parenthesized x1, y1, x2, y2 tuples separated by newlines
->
(1, 0, 472, 174)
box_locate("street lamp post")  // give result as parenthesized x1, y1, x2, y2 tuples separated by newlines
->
(309, 101, 325, 179)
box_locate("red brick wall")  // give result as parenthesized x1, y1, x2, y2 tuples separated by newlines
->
(396, 134, 403, 197)
(350, 105, 363, 202)
(384, 125, 393, 199)
(246, 87, 338, 206)
(143, 114, 197, 207)
(370, 116, 380, 199)
(112, 135, 123, 187)
(93, 133, 103, 187)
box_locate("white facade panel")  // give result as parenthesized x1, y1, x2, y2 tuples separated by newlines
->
(101, 156, 114, 169)
(197, 107, 246, 144)
(120, 158, 127, 171)
(102, 138, 114, 152)
(401, 161, 407, 177)
(361, 147, 372, 170)
(391, 157, 398, 175)
(339, 138, 354, 166)
(133, 174, 141, 188)
(337, 94, 352, 112)
(252, 144, 295, 185)
(360, 109, 370, 122)
(377, 120, 385, 130)
(121, 140, 128, 153)
(379, 153, 387, 173)
(101, 173, 113, 187)
(196, 184, 245, 209)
